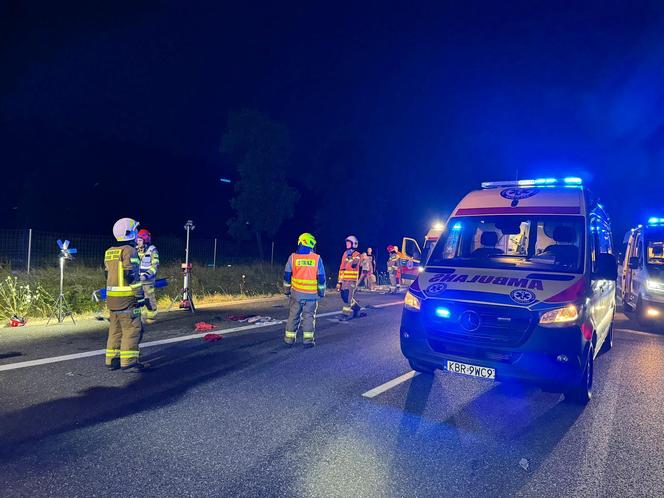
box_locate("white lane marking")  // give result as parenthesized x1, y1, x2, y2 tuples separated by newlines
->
(362, 370, 420, 398)
(0, 301, 403, 372)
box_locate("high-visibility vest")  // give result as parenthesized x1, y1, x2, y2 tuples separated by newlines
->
(139, 245, 159, 278)
(338, 251, 360, 281)
(291, 253, 321, 294)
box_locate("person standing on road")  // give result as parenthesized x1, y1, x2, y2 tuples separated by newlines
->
(387, 245, 401, 294)
(283, 233, 326, 348)
(104, 218, 147, 372)
(358, 248, 375, 291)
(337, 235, 362, 319)
(137, 229, 160, 325)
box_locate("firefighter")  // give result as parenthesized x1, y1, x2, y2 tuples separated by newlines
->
(136, 228, 159, 324)
(104, 218, 147, 372)
(337, 235, 362, 319)
(387, 245, 401, 294)
(283, 232, 326, 348)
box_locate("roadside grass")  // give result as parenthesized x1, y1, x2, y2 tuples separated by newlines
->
(0, 263, 283, 323)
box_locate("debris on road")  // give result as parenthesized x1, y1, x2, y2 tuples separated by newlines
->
(195, 322, 216, 332)
(227, 314, 256, 321)
(519, 458, 530, 471)
(203, 333, 223, 342)
(9, 315, 26, 327)
(245, 315, 279, 324)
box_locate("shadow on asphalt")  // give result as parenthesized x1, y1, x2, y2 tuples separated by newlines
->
(0, 342, 255, 462)
(0, 352, 23, 360)
(379, 373, 584, 494)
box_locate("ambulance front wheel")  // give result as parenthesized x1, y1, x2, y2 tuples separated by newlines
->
(408, 359, 436, 375)
(564, 343, 594, 405)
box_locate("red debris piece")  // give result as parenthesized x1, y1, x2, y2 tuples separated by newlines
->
(9, 315, 26, 327)
(203, 333, 223, 342)
(195, 321, 216, 332)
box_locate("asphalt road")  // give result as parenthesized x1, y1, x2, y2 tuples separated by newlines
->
(1, 293, 663, 497)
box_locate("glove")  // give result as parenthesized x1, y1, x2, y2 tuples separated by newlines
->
(136, 298, 146, 308)
(336, 283, 341, 291)
(144, 300, 154, 311)
(284, 286, 291, 297)
(318, 290, 325, 298)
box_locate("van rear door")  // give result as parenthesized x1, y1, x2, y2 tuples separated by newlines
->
(400, 237, 422, 284)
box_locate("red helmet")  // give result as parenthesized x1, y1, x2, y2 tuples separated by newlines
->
(137, 229, 151, 244)
(386, 245, 394, 252)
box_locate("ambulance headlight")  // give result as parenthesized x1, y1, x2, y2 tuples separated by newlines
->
(646, 280, 664, 294)
(539, 304, 579, 326)
(418, 266, 425, 273)
(404, 291, 421, 311)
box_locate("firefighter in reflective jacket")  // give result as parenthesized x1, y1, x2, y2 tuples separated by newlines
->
(337, 235, 362, 318)
(104, 218, 147, 372)
(283, 233, 326, 348)
(137, 229, 159, 324)
(387, 245, 401, 294)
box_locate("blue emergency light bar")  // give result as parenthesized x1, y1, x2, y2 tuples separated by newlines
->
(648, 217, 664, 225)
(481, 177, 583, 189)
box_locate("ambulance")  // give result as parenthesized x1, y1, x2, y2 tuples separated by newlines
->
(400, 178, 618, 404)
(621, 217, 664, 324)
(399, 223, 445, 285)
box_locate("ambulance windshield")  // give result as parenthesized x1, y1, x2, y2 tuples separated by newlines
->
(645, 227, 664, 267)
(428, 215, 585, 273)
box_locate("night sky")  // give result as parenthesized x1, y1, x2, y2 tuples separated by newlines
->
(2, 1, 663, 259)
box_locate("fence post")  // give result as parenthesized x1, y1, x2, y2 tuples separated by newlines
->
(270, 241, 275, 267)
(27, 228, 32, 274)
(213, 238, 217, 269)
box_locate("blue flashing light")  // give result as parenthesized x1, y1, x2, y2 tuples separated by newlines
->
(451, 222, 462, 231)
(648, 217, 664, 225)
(435, 307, 451, 318)
(220, 178, 232, 183)
(481, 177, 582, 189)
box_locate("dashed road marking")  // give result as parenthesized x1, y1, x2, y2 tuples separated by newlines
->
(0, 301, 403, 372)
(362, 370, 420, 398)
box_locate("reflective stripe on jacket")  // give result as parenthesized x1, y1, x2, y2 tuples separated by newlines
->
(104, 245, 144, 311)
(338, 250, 361, 282)
(290, 253, 321, 294)
(138, 245, 160, 278)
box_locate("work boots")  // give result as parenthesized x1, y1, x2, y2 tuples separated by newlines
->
(106, 358, 120, 371)
(122, 362, 150, 373)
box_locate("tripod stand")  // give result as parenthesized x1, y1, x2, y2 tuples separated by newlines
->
(48, 256, 76, 325)
(168, 220, 196, 313)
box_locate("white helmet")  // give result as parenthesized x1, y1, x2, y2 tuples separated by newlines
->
(345, 235, 359, 249)
(113, 218, 140, 242)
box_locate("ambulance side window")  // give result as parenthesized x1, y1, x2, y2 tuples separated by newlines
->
(632, 235, 642, 263)
(590, 218, 612, 272)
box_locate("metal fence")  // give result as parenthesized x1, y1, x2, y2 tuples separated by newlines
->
(0, 229, 255, 271)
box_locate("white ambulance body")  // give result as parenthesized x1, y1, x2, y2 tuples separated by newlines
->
(400, 178, 618, 404)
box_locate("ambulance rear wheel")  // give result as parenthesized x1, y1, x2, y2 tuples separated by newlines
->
(408, 359, 436, 375)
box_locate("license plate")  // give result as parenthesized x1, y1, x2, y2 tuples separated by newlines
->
(446, 360, 495, 380)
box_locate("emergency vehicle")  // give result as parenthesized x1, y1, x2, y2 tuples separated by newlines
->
(621, 218, 664, 325)
(400, 178, 618, 404)
(399, 223, 445, 284)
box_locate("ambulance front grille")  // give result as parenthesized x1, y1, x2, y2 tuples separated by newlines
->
(423, 301, 536, 348)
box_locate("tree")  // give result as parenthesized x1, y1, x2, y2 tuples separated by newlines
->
(221, 110, 299, 259)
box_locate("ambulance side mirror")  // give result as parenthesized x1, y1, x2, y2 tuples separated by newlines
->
(628, 256, 640, 270)
(593, 253, 618, 281)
